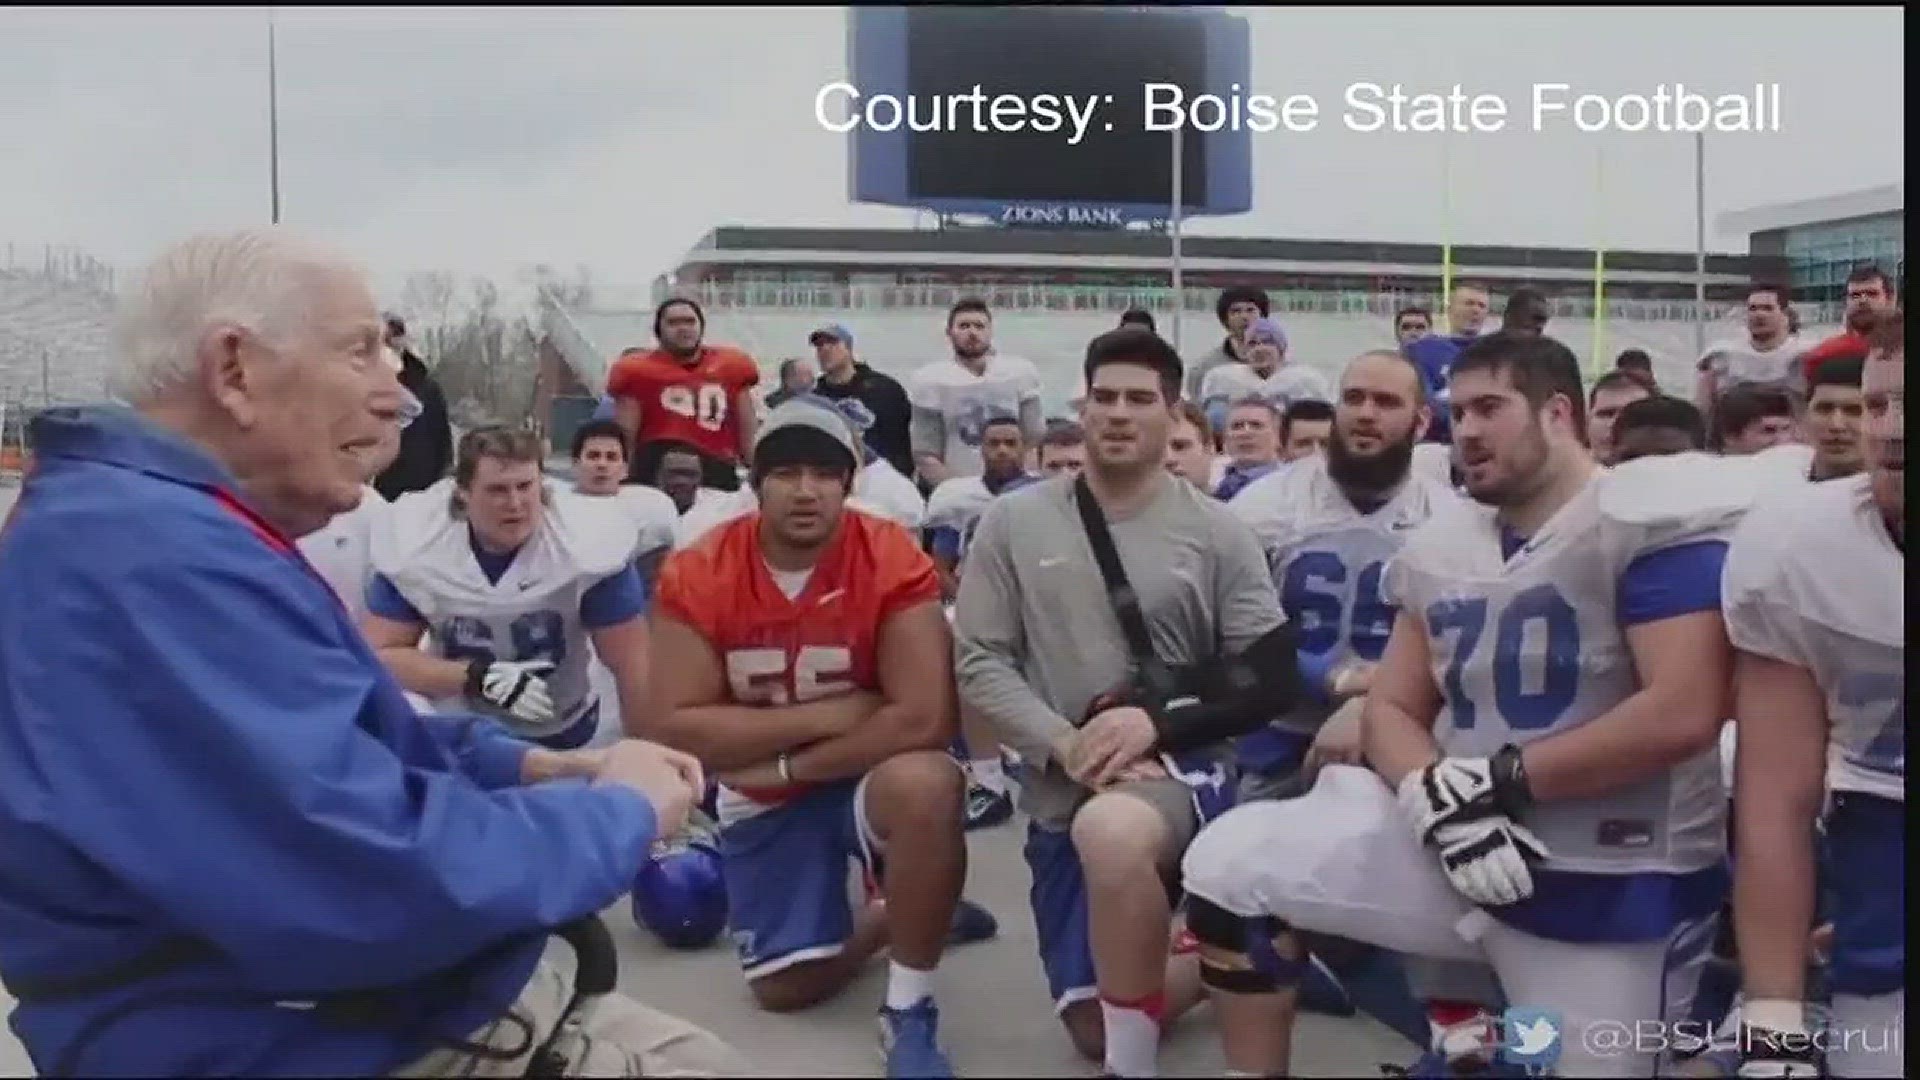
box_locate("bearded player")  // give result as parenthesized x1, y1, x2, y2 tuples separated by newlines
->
(1719, 315, 1904, 1080)
(1186, 332, 1750, 1077)
(361, 427, 651, 749)
(644, 397, 979, 1078)
(906, 298, 1044, 486)
(608, 297, 760, 492)
(1189, 351, 1490, 1074)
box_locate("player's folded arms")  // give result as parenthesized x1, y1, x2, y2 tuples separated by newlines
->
(644, 601, 955, 784)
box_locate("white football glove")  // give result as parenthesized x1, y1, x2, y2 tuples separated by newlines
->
(1429, 815, 1551, 907)
(1396, 757, 1502, 842)
(468, 659, 556, 725)
(1735, 1001, 1821, 1079)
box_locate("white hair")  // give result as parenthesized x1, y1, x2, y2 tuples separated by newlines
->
(109, 227, 360, 404)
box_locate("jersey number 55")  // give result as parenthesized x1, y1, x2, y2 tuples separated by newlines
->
(725, 646, 856, 707)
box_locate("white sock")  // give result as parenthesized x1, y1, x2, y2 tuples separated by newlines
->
(970, 758, 1008, 796)
(884, 960, 935, 1011)
(1100, 1000, 1160, 1077)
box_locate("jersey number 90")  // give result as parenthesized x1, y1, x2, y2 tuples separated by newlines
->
(725, 646, 857, 706)
(661, 384, 730, 432)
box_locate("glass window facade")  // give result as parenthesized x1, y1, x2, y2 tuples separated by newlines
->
(1778, 213, 1904, 301)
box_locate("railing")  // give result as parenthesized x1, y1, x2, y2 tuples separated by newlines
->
(587, 281, 1849, 326)
(0, 244, 117, 299)
(536, 285, 609, 385)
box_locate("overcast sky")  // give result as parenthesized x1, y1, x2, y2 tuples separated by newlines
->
(1, 6, 1902, 300)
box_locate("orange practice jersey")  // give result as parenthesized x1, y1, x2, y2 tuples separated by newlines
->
(652, 509, 942, 809)
(605, 345, 760, 463)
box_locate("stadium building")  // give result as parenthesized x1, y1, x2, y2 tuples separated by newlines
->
(1720, 183, 1904, 303)
(534, 225, 1805, 447)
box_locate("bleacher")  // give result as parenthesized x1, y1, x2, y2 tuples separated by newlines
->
(0, 253, 117, 410)
(542, 284, 1845, 410)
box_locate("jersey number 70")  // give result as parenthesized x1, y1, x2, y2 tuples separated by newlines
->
(1839, 672, 1905, 777)
(1426, 584, 1581, 732)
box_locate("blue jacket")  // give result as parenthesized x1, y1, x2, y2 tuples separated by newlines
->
(1402, 333, 1477, 444)
(0, 406, 659, 1077)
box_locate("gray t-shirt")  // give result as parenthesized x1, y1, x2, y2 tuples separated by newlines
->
(951, 473, 1285, 828)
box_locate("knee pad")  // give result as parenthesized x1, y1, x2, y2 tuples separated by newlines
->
(1186, 895, 1305, 994)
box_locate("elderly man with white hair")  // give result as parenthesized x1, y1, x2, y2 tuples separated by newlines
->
(0, 228, 745, 1078)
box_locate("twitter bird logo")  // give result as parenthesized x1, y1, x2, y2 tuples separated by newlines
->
(1501, 1008, 1563, 1071)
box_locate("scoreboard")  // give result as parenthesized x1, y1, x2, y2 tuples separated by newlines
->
(845, 7, 1253, 228)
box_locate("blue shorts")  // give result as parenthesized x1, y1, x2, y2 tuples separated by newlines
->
(1022, 778, 1201, 1014)
(1024, 823, 1101, 1014)
(717, 777, 881, 981)
(1825, 791, 1904, 997)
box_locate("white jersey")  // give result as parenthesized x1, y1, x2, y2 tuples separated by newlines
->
(1698, 334, 1809, 392)
(1412, 442, 1455, 487)
(582, 485, 678, 565)
(1385, 453, 1761, 874)
(297, 485, 388, 624)
(370, 479, 639, 741)
(851, 457, 929, 529)
(1748, 441, 1816, 486)
(671, 459, 927, 550)
(1198, 362, 1333, 420)
(1232, 457, 1461, 736)
(1722, 474, 1904, 802)
(906, 353, 1042, 477)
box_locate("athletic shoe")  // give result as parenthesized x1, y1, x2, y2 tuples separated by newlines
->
(1390, 1009, 1499, 1075)
(964, 785, 1014, 831)
(946, 898, 998, 947)
(879, 998, 955, 1078)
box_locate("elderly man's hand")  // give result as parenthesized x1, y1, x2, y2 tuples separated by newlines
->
(595, 740, 704, 837)
(520, 747, 607, 785)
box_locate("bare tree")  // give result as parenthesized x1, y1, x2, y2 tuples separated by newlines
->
(390, 267, 573, 431)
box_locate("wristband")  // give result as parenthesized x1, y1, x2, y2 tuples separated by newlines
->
(1489, 744, 1534, 817)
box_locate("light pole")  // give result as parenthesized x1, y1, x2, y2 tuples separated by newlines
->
(1693, 132, 1707, 358)
(1168, 124, 1184, 352)
(268, 6, 282, 224)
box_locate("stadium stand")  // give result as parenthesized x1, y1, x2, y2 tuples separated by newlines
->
(0, 249, 117, 410)
(541, 284, 1845, 415)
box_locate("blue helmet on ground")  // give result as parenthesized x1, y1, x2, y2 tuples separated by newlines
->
(632, 834, 728, 950)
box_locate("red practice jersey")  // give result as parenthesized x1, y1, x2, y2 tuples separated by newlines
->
(605, 345, 760, 463)
(653, 509, 942, 812)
